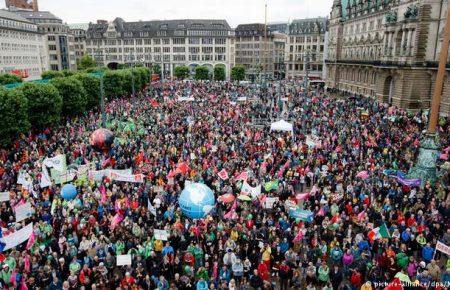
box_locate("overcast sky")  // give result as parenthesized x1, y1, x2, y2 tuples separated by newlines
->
(1, 0, 332, 27)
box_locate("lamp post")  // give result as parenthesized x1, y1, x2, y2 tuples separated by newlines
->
(94, 45, 106, 127)
(407, 5, 450, 185)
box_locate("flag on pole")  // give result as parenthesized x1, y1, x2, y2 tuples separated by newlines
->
(218, 169, 229, 180)
(235, 171, 248, 182)
(264, 180, 279, 192)
(368, 223, 390, 241)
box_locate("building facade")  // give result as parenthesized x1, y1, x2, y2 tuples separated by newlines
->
(326, 0, 450, 115)
(273, 33, 287, 79)
(68, 24, 88, 64)
(0, 9, 48, 80)
(234, 23, 275, 81)
(85, 18, 234, 79)
(14, 10, 77, 71)
(285, 18, 328, 81)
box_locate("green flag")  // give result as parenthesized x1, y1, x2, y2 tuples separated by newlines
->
(264, 180, 279, 191)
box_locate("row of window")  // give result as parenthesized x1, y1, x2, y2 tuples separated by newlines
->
(0, 42, 41, 52)
(96, 54, 227, 62)
(236, 43, 274, 49)
(90, 46, 227, 54)
(289, 45, 324, 53)
(288, 36, 325, 43)
(0, 55, 41, 65)
(0, 18, 37, 32)
(287, 63, 323, 71)
(0, 29, 42, 41)
(87, 38, 227, 46)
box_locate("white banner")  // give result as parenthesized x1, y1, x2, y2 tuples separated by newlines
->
(436, 241, 450, 255)
(306, 135, 321, 148)
(154, 229, 169, 241)
(0, 192, 10, 202)
(241, 182, 261, 199)
(110, 172, 144, 183)
(1, 223, 33, 251)
(237, 97, 247, 102)
(14, 202, 34, 222)
(116, 254, 132, 266)
(264, 197, 279, 209)
(88, 169, 132, 181)
(43, 154, 66, 172)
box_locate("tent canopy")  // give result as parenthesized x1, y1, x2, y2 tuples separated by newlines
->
(270, 120, 293, 134)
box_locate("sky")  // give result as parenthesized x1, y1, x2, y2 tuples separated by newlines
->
(0, 0, 333, 27)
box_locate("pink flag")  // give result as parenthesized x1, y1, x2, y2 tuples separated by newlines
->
(218, 169, 229, 180)
(26, 230, 36, 250)
(110, 213, 124, 230)
(317, 207, 325, 216)
(440, 153, 448, 160)
(356, 171, 370, 179)
(99, 185, 107, 205)
(357, 211, 366, 222)
(444, 146, 450, 153)
(293, 230, 303, 243)
(295, 193, 310, 201)
(224, 200, 238, 219)
(235, 171, 248, 182)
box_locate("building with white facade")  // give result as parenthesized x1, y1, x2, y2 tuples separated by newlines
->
(0, 9, 48, 80)
(14, 10, 77, 71)
(68, 23, 88, 64)
(85, 18, 235, 79)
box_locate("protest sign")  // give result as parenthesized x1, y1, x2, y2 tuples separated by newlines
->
(117, 254, 132, 266)
(0, 192, 10, 202)
(1, 223, 33, 251)
(154, 229, 169, 241)
(15, 202, 34, 222)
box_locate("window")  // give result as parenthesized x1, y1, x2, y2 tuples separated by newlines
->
(189, 38, 200, 44)
(162, 39, 170, 45)
(215, 47, 226, 53)
(189, 47, 200, 54)
(202, 38, 213, 44)
(50, 64, 59, 70)
(163, 47, 170, 53)
(173, 47, 185, 53)
(49, 45, 57, 51)
(202, 47, 213, 53)
(172, 38, 185, 45)
(215, 38, 226, 45)
(153, 39, 161, 45)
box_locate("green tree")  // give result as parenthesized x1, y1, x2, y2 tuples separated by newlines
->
(19, 83, 62, 128)
(50, 77, 87, 116)
(174, 66, 190, 79)
(0, 73, 22, 85)
(0, 88, 30, 146)
(77, 55, 97, 70)
(134, 67, 151, 89)
(195, 66, 210, 80)
(41, 70, 64, 80)
(61, 69, 75, 77)
(74, 73, 101, 109)
(121, 70, 134, 95)
(130, 68, 142, 93)
(231, 65, 246, 81)
(104, 70, 125, 98)
(151, 64, 161, 77)
(214, 65, 226, 81)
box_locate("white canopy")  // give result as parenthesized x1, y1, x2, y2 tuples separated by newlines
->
(270, 120, 293, 134)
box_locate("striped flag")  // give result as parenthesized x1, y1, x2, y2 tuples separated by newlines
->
(368, 223, 390, 241)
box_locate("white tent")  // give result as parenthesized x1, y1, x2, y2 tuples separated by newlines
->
(270, 120, 293, 134)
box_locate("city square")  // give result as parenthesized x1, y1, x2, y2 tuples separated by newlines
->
(0, 0, 449, 289)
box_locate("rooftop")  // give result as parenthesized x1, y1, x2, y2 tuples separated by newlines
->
(14, 10, 61, 21)
(0, 9, 32, 23)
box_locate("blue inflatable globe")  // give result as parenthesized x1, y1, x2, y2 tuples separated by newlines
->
(61, 184, 78, 200)
(178, 183, 215, 219)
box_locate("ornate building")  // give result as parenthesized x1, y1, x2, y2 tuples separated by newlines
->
(326, 0, 450, 115)
(86, 18, 234, 79)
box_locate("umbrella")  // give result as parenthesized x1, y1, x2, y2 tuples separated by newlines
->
(237, 195, 252, 201)
(218, 194, 235, 203)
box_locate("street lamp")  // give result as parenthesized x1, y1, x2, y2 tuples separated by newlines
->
(94, 46, 106, 127)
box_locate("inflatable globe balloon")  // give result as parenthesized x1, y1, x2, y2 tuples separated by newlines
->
(89, 128, 114, 151)
(61, 184, 77, 200)
(178, 183, 215, 219)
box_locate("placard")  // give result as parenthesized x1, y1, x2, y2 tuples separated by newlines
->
(1, 223, 33, 251)
(0, 192, 10, 202)
(117, 254, 132, 266)
(264, 197, 278, 209)
(154, 229, 169, 241)
(436, 241, 450, 255)
(15, 202, 35, 222)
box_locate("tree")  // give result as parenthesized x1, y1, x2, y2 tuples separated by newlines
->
(130, 68, 143, 93)
(77, 55, 97, 70)
(152, 64, 161, 77)
(74, 73, 101, 109)
(0, 88, 30, 146)
(231, 65, 246, 81)
(194, 66, 210, 80)
(50, 77, 87, 116)
(61, 70, 75, 77)
(19, 83, 62, 128)
(214, 65, 226, 81)
(41, 70, 64, 80)
(104, 70, 125, 98)
(0, 73, 22, 85)
(174, 66, 190, 80)
(134, 67, 151, 89)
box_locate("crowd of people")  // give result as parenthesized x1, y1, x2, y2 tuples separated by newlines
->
(0, 80, 448, 290)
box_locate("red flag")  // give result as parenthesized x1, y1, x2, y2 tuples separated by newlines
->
(385, 278, 403, 290)
(176, 162, 189, 175)
(218, 169, 229, 180)
(150, 99, 158, 108)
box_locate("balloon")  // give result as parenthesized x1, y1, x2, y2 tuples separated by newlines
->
(61, 184, 77, 200)
(178, 183, 215, 219)
(89, 128, 115, 151)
